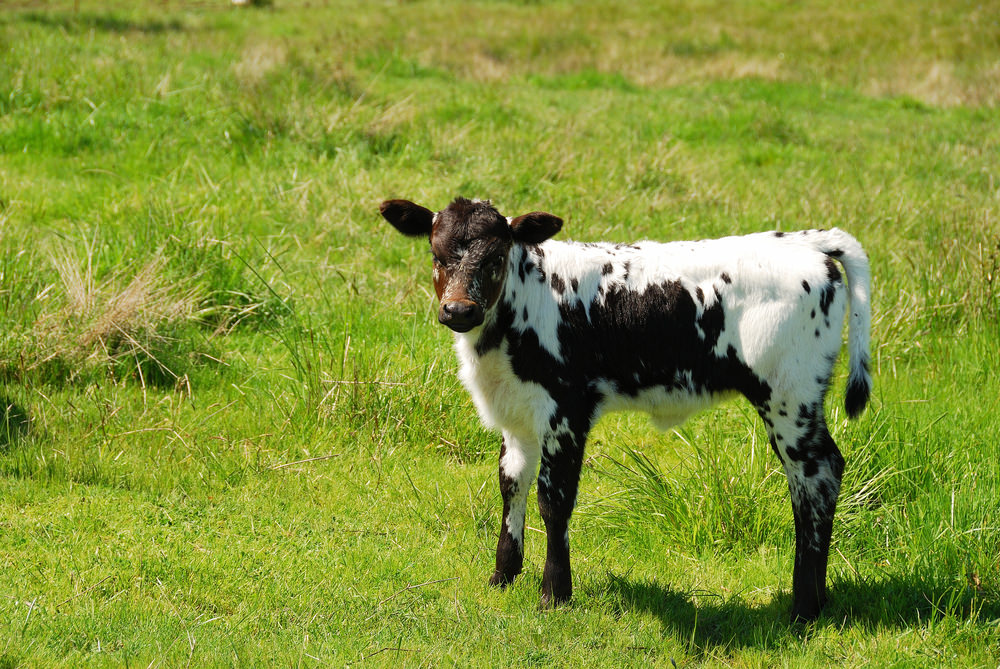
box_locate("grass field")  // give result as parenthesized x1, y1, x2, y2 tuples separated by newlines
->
(1, 1, 999, 666)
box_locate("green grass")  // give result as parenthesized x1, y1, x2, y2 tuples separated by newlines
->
(1, 0, 999, 666)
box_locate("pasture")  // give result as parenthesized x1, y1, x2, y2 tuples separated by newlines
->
(1, 1, 998, 665)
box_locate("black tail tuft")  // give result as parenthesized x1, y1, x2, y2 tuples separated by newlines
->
(845, 374, 871, 419)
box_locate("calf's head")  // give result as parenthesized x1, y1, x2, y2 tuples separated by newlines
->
(381, 197, 562, 332)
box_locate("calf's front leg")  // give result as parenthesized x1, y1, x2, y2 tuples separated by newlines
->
(489, 433, 540, 588)
(536, 428, 585, 607)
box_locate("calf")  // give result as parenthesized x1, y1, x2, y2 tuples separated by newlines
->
(380, 196, 872, 622)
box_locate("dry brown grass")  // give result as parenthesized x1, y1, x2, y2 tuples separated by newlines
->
(31, 246, 205, 383)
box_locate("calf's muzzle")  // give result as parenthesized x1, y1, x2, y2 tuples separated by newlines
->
(439, 300, 484, 332)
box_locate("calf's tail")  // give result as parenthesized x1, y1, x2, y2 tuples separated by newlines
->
(816, 229, 872, 419)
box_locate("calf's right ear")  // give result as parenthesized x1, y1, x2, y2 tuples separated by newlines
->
(380, 199, 434, 237)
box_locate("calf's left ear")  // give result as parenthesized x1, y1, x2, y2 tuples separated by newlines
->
(380, 199, 434, 237)
(509, 212, 563, 244)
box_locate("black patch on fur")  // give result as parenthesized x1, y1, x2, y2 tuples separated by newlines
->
(698, 289, 724, 347)
(774, 231, 785, 238)
(817, 259, 842, 316)
(551, 273, 566, 295)
(802, 280, 811, 294)
(476, 300, 513, 356)
(720, 272, 732, 284)
(570, 278, 579, 293)
(602, 262, 614, 276)
(769, 435, 785, 463)
(695, 287, 704, 304)
(782, 403, 841, 478)
(824, 257, 841, 283)
(819, 285, 836, 316)
(492, 269, 771, 418)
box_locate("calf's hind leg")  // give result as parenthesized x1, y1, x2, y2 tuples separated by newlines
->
(490, 433, 540, 588)
(764, 401, 845, 622)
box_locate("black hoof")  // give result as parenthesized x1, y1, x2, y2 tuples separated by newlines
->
(489, 570, 517, 588)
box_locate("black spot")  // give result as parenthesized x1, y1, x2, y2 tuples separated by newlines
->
(814, 328, 820, 338)
(622, 261, 631, 282)
(602, 263, 614, 276)
(819, 288, 835, 315)
(551, 273, 566, 295)
(825, 256, 841, 281)
(523, 307, 529, 320)
(774, 231, 785, 238)
(778, 409, 788, 417)
(784, 442, 805, 461)
(570, 278, 579, 292)
(802, 280, 811, 294)
(695, 287, 704, 304)
(810, 309, 816, 319)
(720, 272, 732, 284)
(698, 296, 725, 349)
(827, 248, 843, 258)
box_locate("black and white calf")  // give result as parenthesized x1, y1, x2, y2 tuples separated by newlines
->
(380, 196, 872, 622)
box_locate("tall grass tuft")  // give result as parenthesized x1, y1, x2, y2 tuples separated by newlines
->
(0, 242, 207, 387)
(590, 420, 790, 553)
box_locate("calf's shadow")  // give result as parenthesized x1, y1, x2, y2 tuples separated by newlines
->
(602, 570, 998, 652)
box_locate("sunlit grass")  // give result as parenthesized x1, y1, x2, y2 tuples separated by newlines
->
(0, 1, 998, 666)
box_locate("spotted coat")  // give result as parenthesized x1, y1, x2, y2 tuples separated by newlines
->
(380, 197, 872, 622)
